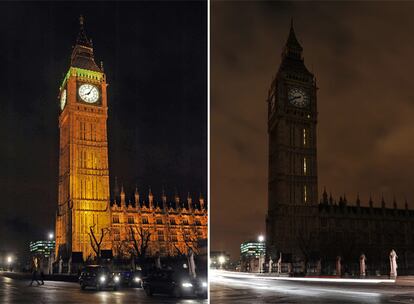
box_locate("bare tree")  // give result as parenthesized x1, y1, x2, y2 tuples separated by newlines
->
(171, 228, 199, 256)
(113, 239, 131, 259)
(88, 225, 110, 263)
(127, 226, 152, 264)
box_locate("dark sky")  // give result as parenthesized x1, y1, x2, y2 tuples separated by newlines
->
(211, 1, 414, 259)
(0, 1, 206, 253)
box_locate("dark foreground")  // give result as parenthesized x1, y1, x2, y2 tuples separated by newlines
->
(210, 270, 414, 304)
(0, 275, 208, 304)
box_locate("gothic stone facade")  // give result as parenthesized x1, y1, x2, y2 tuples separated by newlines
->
(56, 18, 207, 261)
(110, 188, 207, 257)
(266, 22, 414, 274)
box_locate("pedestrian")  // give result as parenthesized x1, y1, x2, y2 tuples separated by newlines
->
(29, 257, 41, 286)
(40, 270, 45, 285)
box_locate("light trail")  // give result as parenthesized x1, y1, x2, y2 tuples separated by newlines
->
(211, 269, 395, 284)
(211, 270, 383, 300)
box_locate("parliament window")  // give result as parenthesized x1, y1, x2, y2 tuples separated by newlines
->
(112, 216, 119, 223)
(156, 217, 163, 225)
(171, 231, 178, 241)
(128, 217, 134, 224)
(170, 219, 176, 225)
(142, 217, 149, 224)
(113, 228, 120, 241)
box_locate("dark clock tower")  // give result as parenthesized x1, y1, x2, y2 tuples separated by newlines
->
(266, 21, 319, 263)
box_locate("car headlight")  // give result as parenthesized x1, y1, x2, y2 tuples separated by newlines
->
(99, 275, 106, 283)
(114, 276, 120, 282)
(134, 277, 141, 282)
(202, 281, 207, 288)
(182, 282, 193, 288)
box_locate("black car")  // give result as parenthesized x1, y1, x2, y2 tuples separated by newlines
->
(118, 270, 143, 287)
(142, 269, 207, 298)
(79, 265, 121, 291)
(193, 274, 208, 299)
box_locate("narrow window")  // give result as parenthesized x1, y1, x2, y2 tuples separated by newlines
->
(303, 128, 307, 146)
(304, 185, 307, 203)
(303, 157, 307, 175)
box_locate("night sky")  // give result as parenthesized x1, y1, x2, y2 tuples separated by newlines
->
(211, 2, 414, 259)
(0, 2, 206, 253)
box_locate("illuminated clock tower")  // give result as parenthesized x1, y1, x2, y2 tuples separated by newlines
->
(55, 17, 111, 260)
(266, 21, 319, 261)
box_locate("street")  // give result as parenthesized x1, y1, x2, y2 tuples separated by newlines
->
(210, 270, 414, 304)
(0, 275, 207, 304)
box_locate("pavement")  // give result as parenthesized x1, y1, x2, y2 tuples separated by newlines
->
(210, 270, 414, 304)
(0, 274, 208, 304)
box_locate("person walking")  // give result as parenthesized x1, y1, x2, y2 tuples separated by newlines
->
(40, 270, 45, 285)
(29, 257, 41, 286)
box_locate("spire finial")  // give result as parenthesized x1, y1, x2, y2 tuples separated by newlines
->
(79, 15, 84, 27)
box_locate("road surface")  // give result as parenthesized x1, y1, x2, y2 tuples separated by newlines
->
(210, 270, 414, 303)
(0, 275, 207, 304)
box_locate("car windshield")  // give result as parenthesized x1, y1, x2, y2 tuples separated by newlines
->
(84, 266, 108, 273)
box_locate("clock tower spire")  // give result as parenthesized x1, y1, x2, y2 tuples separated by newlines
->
(282, 19, 303, 60)
(71, 15, 101, 72)
(266, 21, 319, 261)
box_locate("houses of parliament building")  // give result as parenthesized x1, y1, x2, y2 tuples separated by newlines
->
(266, 21, 414, 274)
(55, 18, 207, 261)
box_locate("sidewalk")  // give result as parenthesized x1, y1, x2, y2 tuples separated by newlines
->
(1, 271, 78, 282)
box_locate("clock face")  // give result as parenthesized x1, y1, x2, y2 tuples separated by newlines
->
(288, 87, 309, 107)
(78, 84, 99, 103)
(60, 89, 67, 110)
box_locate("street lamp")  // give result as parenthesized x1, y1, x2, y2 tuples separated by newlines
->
(257, 235, 265, 273)
(48, 232, 54, 240)
(6, 256, 12, 264)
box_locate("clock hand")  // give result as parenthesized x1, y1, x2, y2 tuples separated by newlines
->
(289, 96, 300, 101)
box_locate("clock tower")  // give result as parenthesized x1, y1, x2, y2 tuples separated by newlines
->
(266, 21, 319, 262)
(55, 16, 111, 260)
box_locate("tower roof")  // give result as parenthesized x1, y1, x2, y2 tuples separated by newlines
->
(70, 16, 101, 72)
(277, 19, 313, 79)
(284, 19, 303, 56)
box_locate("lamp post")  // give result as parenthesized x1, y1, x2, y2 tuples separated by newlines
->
(258, 235, 265, 273)
(48, 231, 55, 274)
(6, 256, 13, 271)
(218, 255, 226, 270)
